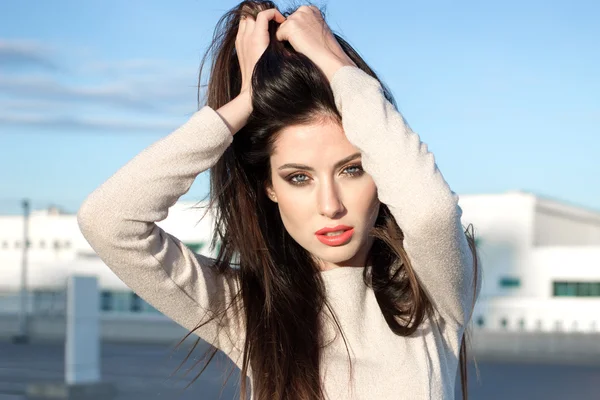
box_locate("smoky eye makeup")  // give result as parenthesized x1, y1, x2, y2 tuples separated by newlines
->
(343, 163, 364, 177)
(282, 163, 365, 187)
(284, 172, 311, 186)
(278, 166, 311, 186)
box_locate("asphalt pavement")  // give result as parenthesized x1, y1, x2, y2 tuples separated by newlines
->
(0, 340, 241, 400)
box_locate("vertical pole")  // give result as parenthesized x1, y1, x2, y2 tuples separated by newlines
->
(66, 275, 100, 384)
(13, 198, 30, 344)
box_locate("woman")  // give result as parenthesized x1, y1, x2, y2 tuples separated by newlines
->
(78, 1, 481, 399)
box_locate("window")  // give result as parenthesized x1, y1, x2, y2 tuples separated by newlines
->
(142, 301, 162, 314)
(500, 318, 508, 329)
(555, 321, 563, 331)
(130, 293, 142, 312)
(33, 290, 66, 315)
(576, 282, 586, 296)
(185, 242, 205, 253)
(100, 291, 112, 311)
(113, 292, 129, 311)
(535, 320, 542, 330)
(554, 281, 600, 297)
(499, 277, 520, 288)
(14, 240, 31, 249)
(554, 282, 568, 296)
(476, 316, 485, 327)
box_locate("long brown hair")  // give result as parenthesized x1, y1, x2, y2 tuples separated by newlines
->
(177, 1, 480, 399)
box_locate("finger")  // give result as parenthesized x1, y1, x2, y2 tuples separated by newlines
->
(297, 5, 318, 14)
(275, 20, 289, 41)
(237, 17, 248, 38)
(255, 8, 286, 32)
(244, 16, 256, 33)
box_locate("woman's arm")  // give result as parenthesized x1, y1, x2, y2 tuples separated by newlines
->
(330, 66, 481, 327)
(77, 97, 251, 352)
(277, 5, 481, 327)
(78, 5, 284, 351)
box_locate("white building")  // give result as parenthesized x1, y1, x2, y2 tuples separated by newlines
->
(1, 190, 599, 338)
(461, 191, 600, 332)
(0, 202, 217, 316)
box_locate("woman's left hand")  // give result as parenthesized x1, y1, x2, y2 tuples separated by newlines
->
(276, 5, 357, 81)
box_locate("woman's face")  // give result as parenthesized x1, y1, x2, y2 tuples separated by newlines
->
(267, 119, 380, 271)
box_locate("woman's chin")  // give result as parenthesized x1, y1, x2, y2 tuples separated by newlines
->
(313, 245, 365, 268)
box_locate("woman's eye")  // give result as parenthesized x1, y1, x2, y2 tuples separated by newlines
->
(288, 174, 310, 185)
(285, 165, 363, 186)
(343, 164, 364, 176)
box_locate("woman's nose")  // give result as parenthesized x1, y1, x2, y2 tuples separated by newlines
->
(318, 181, 345, 218)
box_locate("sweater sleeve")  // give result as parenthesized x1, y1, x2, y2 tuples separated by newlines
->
(330, 66, 481, 327)
(77, 106, 243, 353)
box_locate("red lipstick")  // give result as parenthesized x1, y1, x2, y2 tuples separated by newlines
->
(315, 225, 354, 247)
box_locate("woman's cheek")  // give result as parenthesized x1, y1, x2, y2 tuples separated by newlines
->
(276, 189, 311, 231)
(278, 186, 308, 209)
(346, 179, 379, 225)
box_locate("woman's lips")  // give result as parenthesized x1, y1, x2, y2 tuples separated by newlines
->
(315, 228, 354, 246)
(315, 225, 353, 235)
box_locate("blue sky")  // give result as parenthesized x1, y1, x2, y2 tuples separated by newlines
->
(0, 0, 598, 215)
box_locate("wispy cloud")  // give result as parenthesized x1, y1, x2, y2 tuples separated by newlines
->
(0, 113, 178, 133)
(0, 39, 60, 72)
(82, 59, 192, 78)
(0, 75, 171, 112)
(0, 98, 68, 113)
(0, 39, 201, 133)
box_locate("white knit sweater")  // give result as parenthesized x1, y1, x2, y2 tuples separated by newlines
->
(77, 66, 481, 399)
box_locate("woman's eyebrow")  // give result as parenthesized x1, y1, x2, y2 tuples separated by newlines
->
(277, 152, 361, 171)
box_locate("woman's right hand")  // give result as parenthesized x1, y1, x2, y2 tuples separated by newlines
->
(236, 8, 286, 96)
(216, 8, 285, 136)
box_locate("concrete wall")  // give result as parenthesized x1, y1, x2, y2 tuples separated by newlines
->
(0, 201, 218, 291)
(0, 210, 88, 263)
(458, 191, 537, 298)
(471, 330, 600, 364)
(534, 198, 600, 246)
(531, 246, 600, 299)
(0, 313, 189, 344)
(472, 297, 600, 333)
(4, 312, 600, 366)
